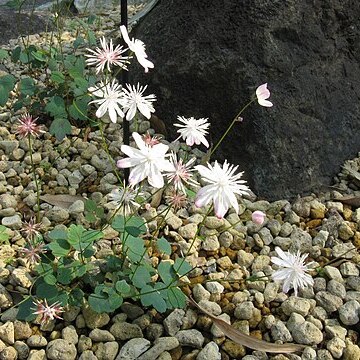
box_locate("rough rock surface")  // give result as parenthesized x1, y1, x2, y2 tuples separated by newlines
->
(132, 0, 360, 200)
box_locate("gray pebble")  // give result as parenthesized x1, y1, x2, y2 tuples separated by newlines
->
(46, 207, 70, 222)
(95, 341, 118, 360)
(27, 335, 47, 348)
(109, 322, 142, 340)
(137, 337, 179, 360)
(78, 350, 97, 360)
(326, 337, 345, 359)
(281, 297, 311, 316)
(338, 300, 360, 325)
(271, 319, 293, 342)
(1, 214, 22, 229)
(163, 309, 185, 336)
(315, 291, 343, 313)
(196, 341, 221, 360)
(46, 339, 77, 360)
(327, 280, 346, 299)
(116, 338, 151, 360)
(175, 329, 204, 348)
(291, 321, 323, 345)
(13, 340, 29, 360)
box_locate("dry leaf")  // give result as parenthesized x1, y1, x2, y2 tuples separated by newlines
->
(40, 194, 86, 209)
(337, 195, 360, 208)
(188, 297, 305, 353)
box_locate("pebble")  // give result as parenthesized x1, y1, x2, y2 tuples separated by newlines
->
(1, 214, 22, 229)
(109, 322, 143, 340)
(289, 227, 312, 252)
(197, 300, 222, 316)
(78, 350, 97, 360)
(0, 322, 14, 344)
(27, 349, 47, 360)
(327, 280, 346, 299)
(263, 282, 279, 303)
(340, 262, 359, 276)
(78, 335, 92, 353)
(46, 206, 70, 222)
(27, 335, 47, 348)
(205, 281, 224, 294)
(95, 341, 119, 360)
(338, 300, 360, 325)
(271, 319, 293, 342)
(137, 337, 179, 360)
(343, 341, 360, 360)
(281, 297, 311, 316)
(324, 320, 347, 340)
(13, 340, 29, 359)
(61, 326, 78, 345)
(11, 268, 32, 288)
(234, 301, 254, 320)
(315, 291, 343, 313)
(204, 216, 224, 229)
(13, 321, 31, 341)
(46, 339, 77, 360)
(175, 329, 204, 348)
(178, 223, 198, 239)
(163, 309, 185, 336)
(327, 337, 346, 359)
(291, 321, 323, 345)
(201, 235, 220, 251)
(82, 304, 110, 329)
(116, 338, 151, 360)
(0, 346, 17, 360)
(196, 341, 221, 360)
(89, 329, 115, 342)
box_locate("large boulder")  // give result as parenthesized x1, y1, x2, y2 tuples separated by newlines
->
(130, 0, 360, 200)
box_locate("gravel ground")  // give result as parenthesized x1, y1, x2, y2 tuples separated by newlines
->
(0, 3, 360, 360)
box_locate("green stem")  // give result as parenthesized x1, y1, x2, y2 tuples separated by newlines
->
(210, 99, 255, 157)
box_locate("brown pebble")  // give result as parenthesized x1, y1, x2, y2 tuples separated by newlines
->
(343, 206, 353, 221)
(222, 340, 246, 358)
(226, 248, 237, 260)
(250, 330, 263, 340)
(196, 315, 212, 331)
(169, 346, 182, 360)
(306, 219, 322, 229)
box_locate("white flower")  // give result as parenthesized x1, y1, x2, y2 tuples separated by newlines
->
(121, 83, 156, 121)
(117, 132, 172, 188)
(85, 37, 129, 74)
(271, 247, 314, 297)
(195, 160, 250, 218)
(89, 79, 125, 123)
(174, 116, 210, 148)
(165, 152, 198, 193)
(256, 83, 273, 107)
(108, 183, 143, 216)
(120, 25, 154, 73)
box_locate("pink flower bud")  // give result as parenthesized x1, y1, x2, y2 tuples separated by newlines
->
(252, 210, 266, 225)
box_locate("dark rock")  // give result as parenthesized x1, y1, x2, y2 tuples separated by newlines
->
(131, 0, 360, 200)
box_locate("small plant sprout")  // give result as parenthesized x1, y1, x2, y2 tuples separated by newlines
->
(85, 36, 129, 74)
(120, 25, 154, 72)
(174, 116, 210, 148)
(195, 160, 250, 219)
(271, 247, 314, 296)
(256, 83, 273, 107)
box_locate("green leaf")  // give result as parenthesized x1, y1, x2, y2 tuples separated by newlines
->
(157, 237, 172, 255)
(69, 97, 89, 121)
(31, 50, 47, 62)
(140, 284, 167, 313)
(167, 287, 187, 309)
(43, 273, 57, 285)
(69, 288, 84, 306)
(85, 199, 97, 212)
(68, 224, 103, 247)
(87, 14, 96, 24)
(36, 282, 58, 299)
(19, 77, 36, 96)
(51, 71, 65, 84)
(131, 265, 151, 289)
(11, 46, 21, 62)
(57, 266, 73, 285)
(0, 74, 16, 91)
(0, 225, 10, 244)
(48, 58, 58, 71)
(158, 261, 175, 286)
(73, 36, 85, 49)
(87, 30, 97, 46)
(45, 96, 67, 118)
(115, 280, 131, 295)
(49, 118, 72, 141)
(48, 238, 70, 257)
(112, 215, 146, 236)
(173, 258, 192, 277)
(17, 297, 37, 322)
(108, 293, 123, 310)
(48, 228, 68, 241)
(0, 49, 9, 60)
(125, 235, 145, 263)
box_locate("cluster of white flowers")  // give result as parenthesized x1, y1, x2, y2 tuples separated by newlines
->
(85, 26, 314, 299)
